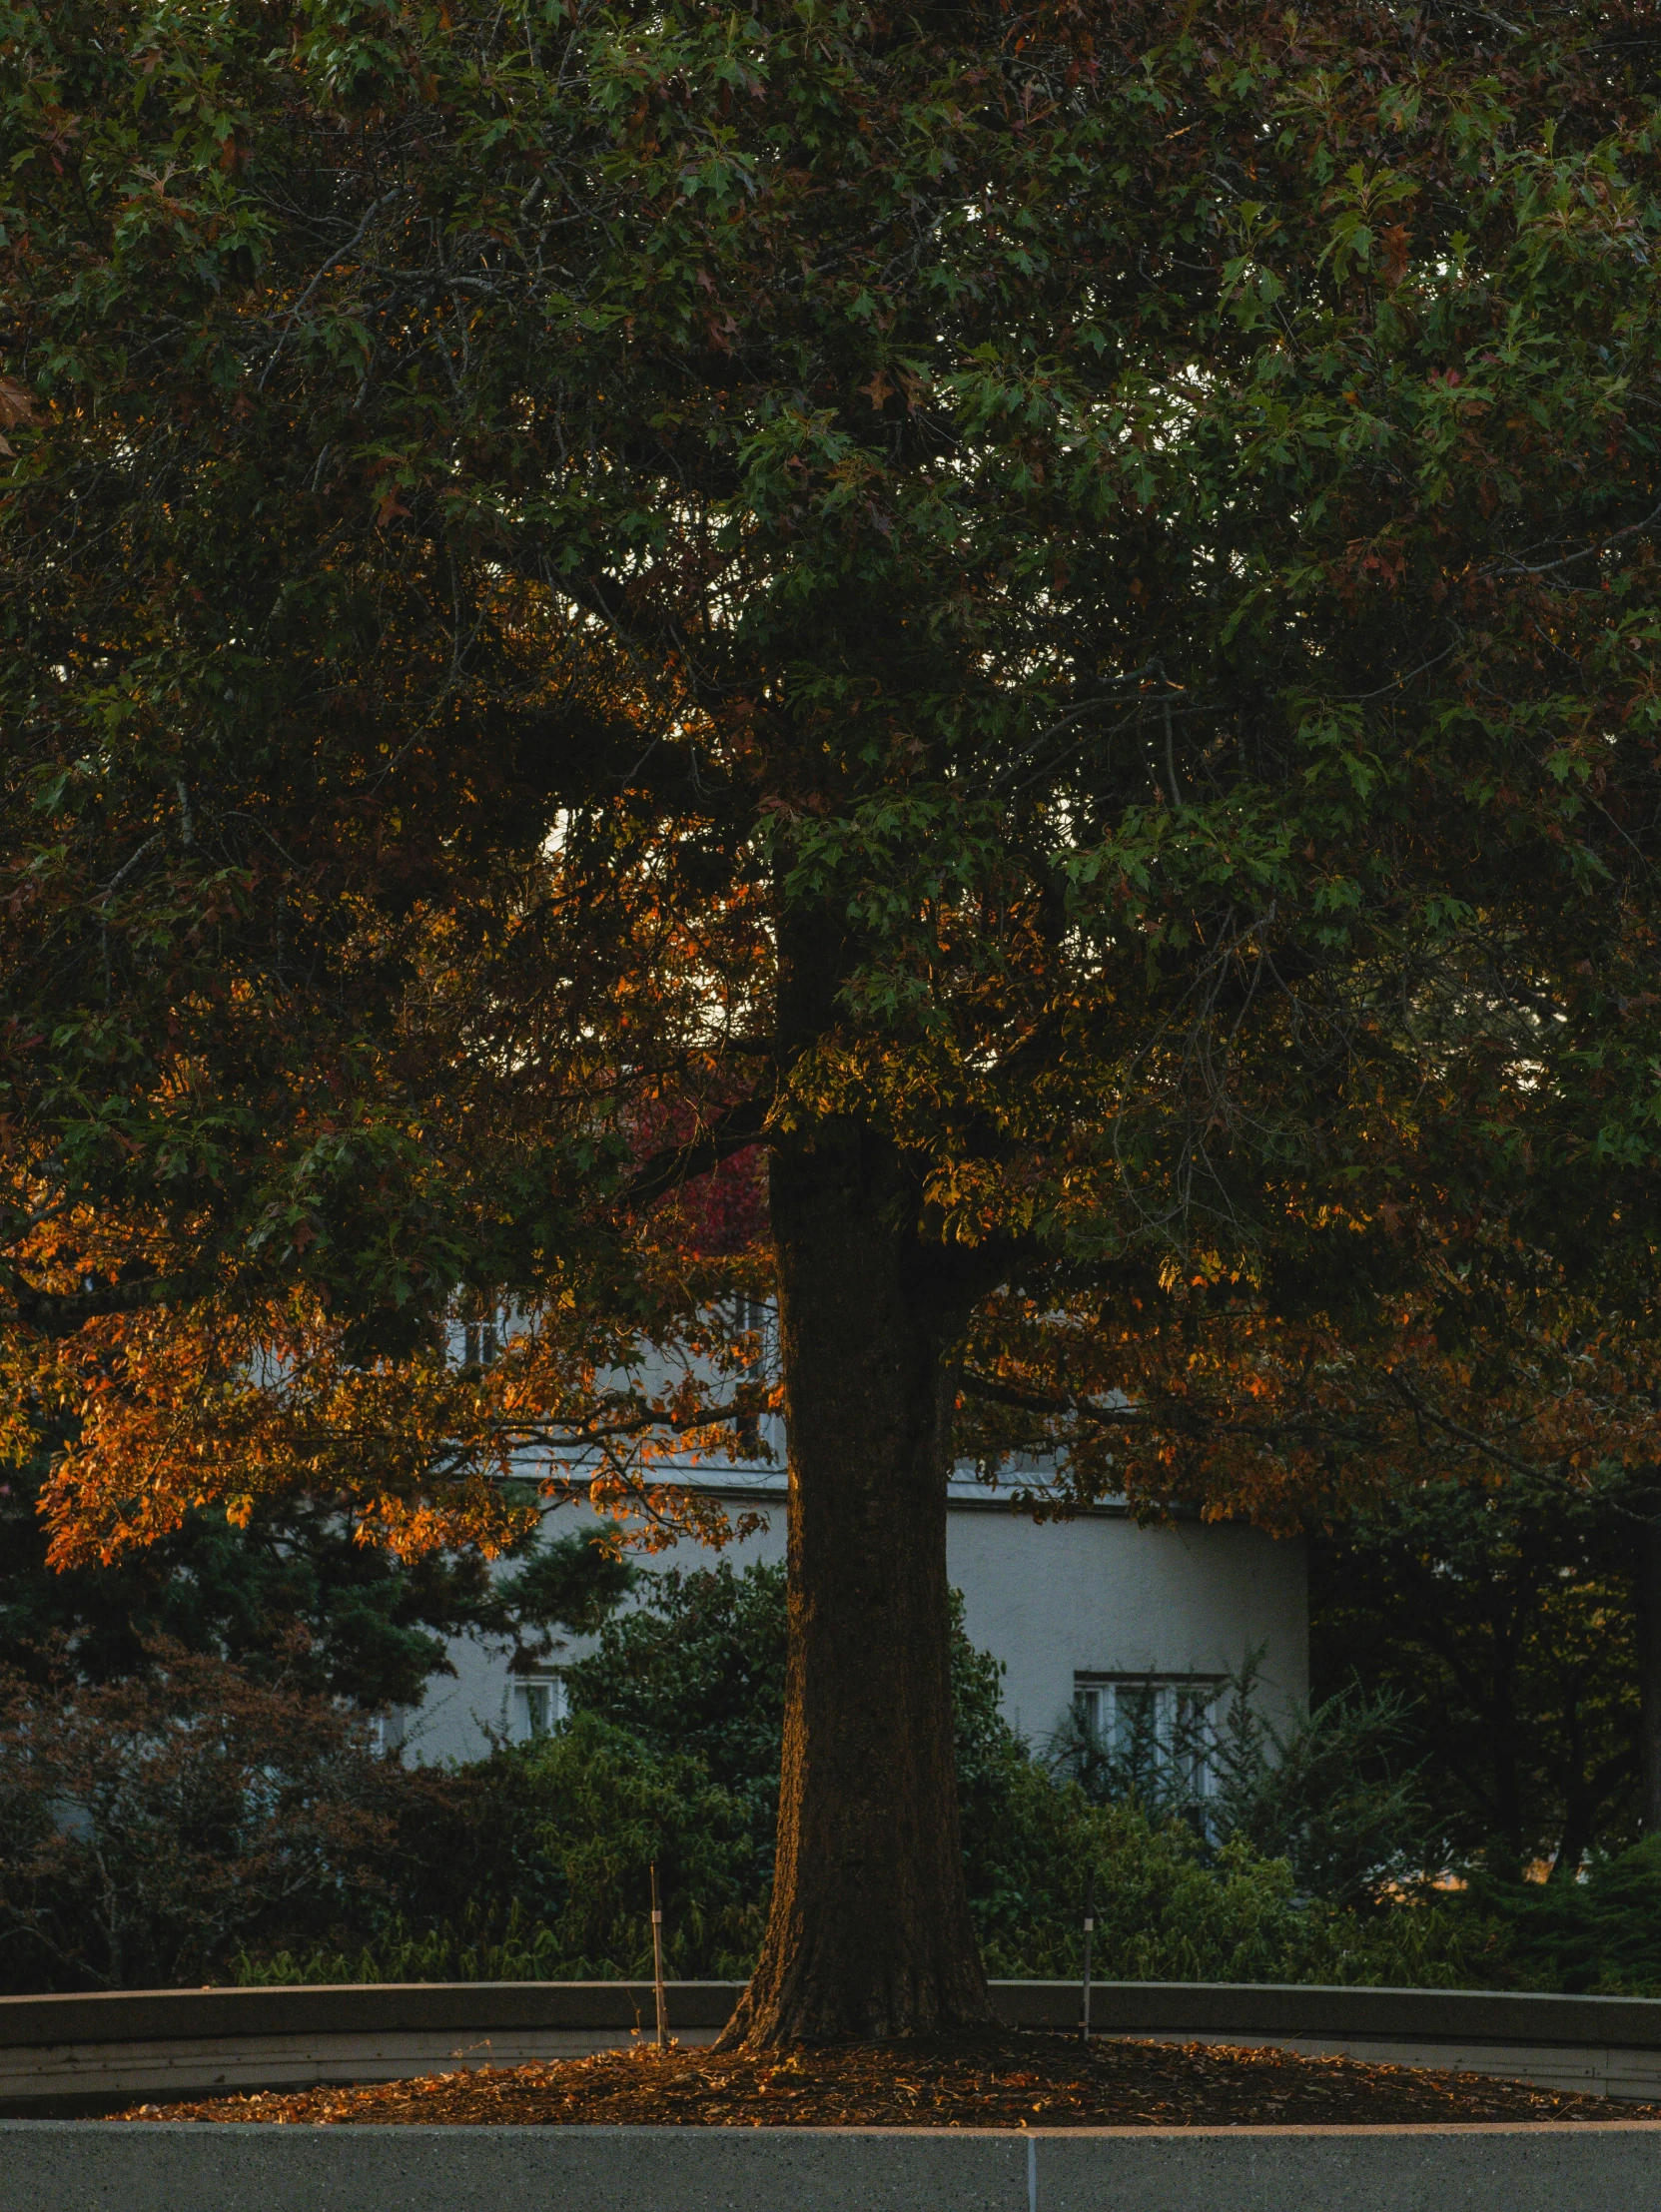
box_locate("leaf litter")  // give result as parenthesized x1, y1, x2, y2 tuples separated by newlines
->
(113, 2029, 1661, 2128)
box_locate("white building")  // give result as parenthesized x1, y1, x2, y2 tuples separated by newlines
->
(397, 1463, 1307, 1771)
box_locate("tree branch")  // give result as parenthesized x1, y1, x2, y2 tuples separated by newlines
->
(616, 1096, 771, 1213)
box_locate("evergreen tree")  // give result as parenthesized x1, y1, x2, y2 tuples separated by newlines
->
(1, 1453, 631, 1708)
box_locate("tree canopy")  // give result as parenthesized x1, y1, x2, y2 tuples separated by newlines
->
(6, 0, 1661, 2037)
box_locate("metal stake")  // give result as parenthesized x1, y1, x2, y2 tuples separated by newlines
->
(1081, 1867, 1095, 2043)
(650, 1860, 667, 2050)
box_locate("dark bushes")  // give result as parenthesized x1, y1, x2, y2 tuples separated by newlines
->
(0, 1566, 1632, 1999)
(243, 1563, 1505, 1992)
(0, 1643, 393, 1992)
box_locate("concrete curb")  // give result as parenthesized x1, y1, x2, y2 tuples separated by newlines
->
(4, 2119, 1661, 2212)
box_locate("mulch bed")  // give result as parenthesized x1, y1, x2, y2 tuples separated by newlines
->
(113, 2030, 1661, 2128)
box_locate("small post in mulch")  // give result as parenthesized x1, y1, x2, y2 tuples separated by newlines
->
(650, 1861, 667, 2049)
(1081, 1867, 1095, 2043)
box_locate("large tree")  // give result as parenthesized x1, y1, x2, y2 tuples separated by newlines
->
(6, 0, 1661, 2041)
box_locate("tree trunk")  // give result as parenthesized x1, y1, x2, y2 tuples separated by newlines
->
(1634, 1514, 1661, 1835)
(716, 1122, 994, 2047)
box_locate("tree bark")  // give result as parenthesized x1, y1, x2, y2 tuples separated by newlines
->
(1634, 1513, 1661, 1835)
(716, 1119, 994, 2046)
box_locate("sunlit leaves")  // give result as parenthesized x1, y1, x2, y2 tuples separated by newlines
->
(7, 0, 1661, 1561)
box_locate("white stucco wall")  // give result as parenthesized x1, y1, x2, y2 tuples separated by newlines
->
(945, 1502, 1307, 1745)
(397, 1477, 1307, 1769)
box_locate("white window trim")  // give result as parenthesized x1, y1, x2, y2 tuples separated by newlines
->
(511, 1673, 566, 1740)
(1073, 1671, 1228, 1796)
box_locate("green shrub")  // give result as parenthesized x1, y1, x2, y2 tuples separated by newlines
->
(519, 1712, 765, 1977)
(243, 1767, 1510, 1994)
(561, 1561, 787, 1894)
(242, 1561, 1518, 1995)
(1047, 1651, 1440, 1908)
(240, 1898, 572, 1985)
(1465, 1839, 1661, 1996)
(551, 1568, 1510, 1991)
(964, 1747, 1506, 1987)
(0, 1560, 1542, 1999)
(240, 1712, 764, 1985)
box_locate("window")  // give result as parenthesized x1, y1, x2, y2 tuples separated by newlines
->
(452, 1291, 505, 1368)
(729, 1297, 772, 1456)
(512, 1674, 565, 1739)
(369, 1709, 407, 1757)
(463, 1314, 500, 1367)
(1073, 1673, 1225, 1797)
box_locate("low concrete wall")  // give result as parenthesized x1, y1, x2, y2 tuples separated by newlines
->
(0, 1982, 731, 2116)
(8, 1979, 1661, 2114)
(5, 2118, 1661, 2212)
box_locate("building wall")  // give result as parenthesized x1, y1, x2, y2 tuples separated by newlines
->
(946, 1503, 1307, 1745)
(399, 1485, 1307, 1769)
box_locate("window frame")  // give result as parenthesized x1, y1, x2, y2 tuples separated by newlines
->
(1072, 1670, 1228, 1798)
(511, 1672, 566, 1740)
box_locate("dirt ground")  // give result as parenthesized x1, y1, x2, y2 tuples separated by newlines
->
(113, 2029, 1661, 2128)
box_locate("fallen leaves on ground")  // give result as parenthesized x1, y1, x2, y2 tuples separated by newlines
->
(112, 2030, 1661, 2128)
